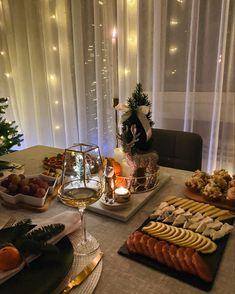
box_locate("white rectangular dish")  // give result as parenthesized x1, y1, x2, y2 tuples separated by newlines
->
(0, 174, 58, 207)
(0, 188, 48, 207)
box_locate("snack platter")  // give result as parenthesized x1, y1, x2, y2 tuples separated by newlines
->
(184, 169, 235, 212)
(118, 196, 234, 291)
(184, 188, 235, 212)
(0, 174, 60, 212)
(43, 153, 64, 169)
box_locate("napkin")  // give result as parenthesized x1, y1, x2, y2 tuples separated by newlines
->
(0, 211, 81, 284)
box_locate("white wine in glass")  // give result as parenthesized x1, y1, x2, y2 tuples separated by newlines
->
(60, 180, 101, 207)
(58, 143, 103, 256)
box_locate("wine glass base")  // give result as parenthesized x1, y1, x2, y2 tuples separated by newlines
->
(75, 232, 100, 256)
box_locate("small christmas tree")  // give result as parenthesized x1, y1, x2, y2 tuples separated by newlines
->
(0, 97, 23, 156)
(120, 83, 154, 154)
(116, 83, 159, 185)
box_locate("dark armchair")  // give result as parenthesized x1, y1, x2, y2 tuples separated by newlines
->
(151, 128, 203, 171)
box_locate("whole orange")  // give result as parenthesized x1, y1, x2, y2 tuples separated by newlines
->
(112, 160, 122, 176)
(115, 176, 127, 188)
(0, 246, 22, 271)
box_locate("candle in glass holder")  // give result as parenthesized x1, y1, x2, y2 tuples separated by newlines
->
(114, 187, 130, 203)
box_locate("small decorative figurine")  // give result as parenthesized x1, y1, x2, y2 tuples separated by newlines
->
(104, 159, 116, 202)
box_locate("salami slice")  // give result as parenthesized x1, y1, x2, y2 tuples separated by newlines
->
(176, 247, 191, 273)
(146, 237, 158, 260)
(192, 252, 213, 282)
(184, 247, 198, 275)
(169, 245, 182, 272)
(162, 243, 175, 268)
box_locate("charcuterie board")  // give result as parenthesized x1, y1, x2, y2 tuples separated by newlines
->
(118, 226, 230, 291)
(118, 197, 234, 291)
(184, 169, 235, 213)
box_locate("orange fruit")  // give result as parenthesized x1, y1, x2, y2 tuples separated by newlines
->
(115, 176, 127, 188)
(0, 246, 22, 271)
(104, 157, 122, 176)
(111, 160, 122, 176)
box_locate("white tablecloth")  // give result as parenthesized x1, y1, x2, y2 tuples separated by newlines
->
(1, 145, 234, 294)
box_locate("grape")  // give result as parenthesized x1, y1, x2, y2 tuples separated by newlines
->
(39, 181, 49, 190)
(19, 174, 25, 180)
(7, 174, 16, 181)
(1, 179, 10, 188)
(35, 187, 46, 198)
(10, 175, 21, 185)
(31, 178, 43, 186)
(8, 183, 18, 194)
(29, 183, 39, 195)
(2, 174, 51, 197)
(19, 178, 29, 187)
(21, 185, 31, 195)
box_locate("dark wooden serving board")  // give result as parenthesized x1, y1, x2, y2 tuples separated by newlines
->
(118, 217, 233, 292)
(183, 188, 235, 212)
(0, 228, 73, 294)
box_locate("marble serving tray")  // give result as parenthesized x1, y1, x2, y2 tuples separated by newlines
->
(88, 172, 171, 222)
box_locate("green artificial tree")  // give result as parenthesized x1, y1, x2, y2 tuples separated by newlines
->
(120, 83, 154, 154)
(0, 97, 23, 156)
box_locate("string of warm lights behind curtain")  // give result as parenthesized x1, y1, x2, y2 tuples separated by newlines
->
(0, 0, 234, 174)
(0, 0, 117, 156)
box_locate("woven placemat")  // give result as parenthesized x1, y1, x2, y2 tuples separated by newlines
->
(54, 231, 103, 294)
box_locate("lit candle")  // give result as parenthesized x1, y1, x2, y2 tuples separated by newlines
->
(115, 187, 129, 196)
(114, 186, 130, 203)
(112, 27, 118, 99)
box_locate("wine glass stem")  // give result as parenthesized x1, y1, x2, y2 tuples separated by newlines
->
(79, 207, 87, 244)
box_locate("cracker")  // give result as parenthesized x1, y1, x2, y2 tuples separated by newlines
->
(203, 208, 221, 216)
(166, 196, 179, 205)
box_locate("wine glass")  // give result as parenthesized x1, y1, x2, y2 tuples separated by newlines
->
(58, 143, 103, 256)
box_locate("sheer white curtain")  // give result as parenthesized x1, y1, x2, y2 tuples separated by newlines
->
(0, 0, 79, 148)
(135, 0, 234, 173)
(0, 0, 116, 156)
(0, 0, 234, 173)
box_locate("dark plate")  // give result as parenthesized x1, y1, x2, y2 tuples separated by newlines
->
(0, 227, 74, 294)
(118, 217, 233, 292)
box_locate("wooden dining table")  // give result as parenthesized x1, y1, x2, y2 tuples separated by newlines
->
(0, 145, 234, 294)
